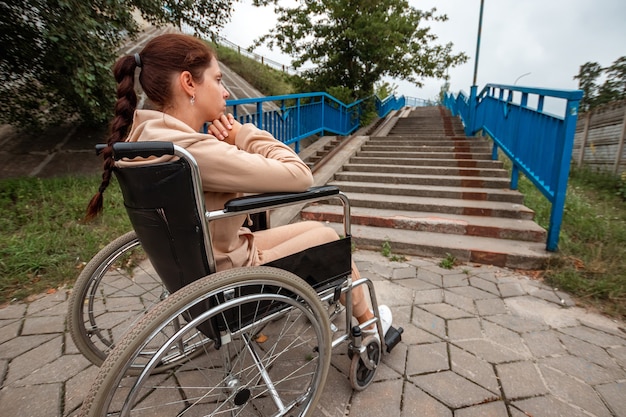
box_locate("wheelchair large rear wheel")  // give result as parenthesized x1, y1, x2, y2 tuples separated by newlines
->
(80, 266, 332, 417)
(68, 232, 169, 367)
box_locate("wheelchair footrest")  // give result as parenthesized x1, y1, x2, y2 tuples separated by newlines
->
(384, 326, 404, 353)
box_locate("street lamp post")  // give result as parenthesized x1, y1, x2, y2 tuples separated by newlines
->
(514, 72, 531, 85)
(472, 0, 485, 86)
(468, 0, 485, 136)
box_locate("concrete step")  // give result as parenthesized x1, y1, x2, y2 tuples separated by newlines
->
(394, 121, 463, 130)
(324, 222, 550, 270)
(367, 136, 488, 142)
(388, 129, 451, 136)
(329, 181, 524, 204)
(299, 136, 342, 170)
(355, 150, 494, 160)
(350, 156, 503, 169)
(304, 106, 549, 269)
(335, 191, 535, 219)
(302, 204, 546, 242)
(342, 163, 508, 178)
(334, 171, 513, 189)
(338, 223, 550, 269)
(368, 136, 489, 144)
(361, 144, 493, 152)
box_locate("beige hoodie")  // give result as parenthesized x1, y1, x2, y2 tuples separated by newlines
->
(121, 109, 314, 271)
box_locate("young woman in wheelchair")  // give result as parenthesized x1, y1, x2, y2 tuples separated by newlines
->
(85, 33, 392, 340)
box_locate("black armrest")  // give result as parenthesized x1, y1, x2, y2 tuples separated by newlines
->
(224, 185, 340, 212)
(95, 142, 175, 160)
(112, 142, 174, 160)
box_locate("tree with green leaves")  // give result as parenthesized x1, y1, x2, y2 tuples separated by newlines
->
(604, 56, 626, 99)
(252, 0, 467, 100)
(0, 0, 236, 129)
(574, 62, 603, 111)
(375, 81, 398, 100)
(574, 57, 626, 111)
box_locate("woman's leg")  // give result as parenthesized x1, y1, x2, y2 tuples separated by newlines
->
(254, 221, 372, 321)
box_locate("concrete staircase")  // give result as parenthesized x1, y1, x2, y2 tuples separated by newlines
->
(301, 106, 551, 269)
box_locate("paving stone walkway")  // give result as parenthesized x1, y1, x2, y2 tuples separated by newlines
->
(0, 250, 625, 416)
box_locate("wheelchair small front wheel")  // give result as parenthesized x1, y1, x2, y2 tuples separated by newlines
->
(349, 335, 381, 391)
(80, 266, 332, 417)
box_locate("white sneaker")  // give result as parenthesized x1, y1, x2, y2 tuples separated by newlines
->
(363, 305, 393, 338)
(378, 305, 393, 337)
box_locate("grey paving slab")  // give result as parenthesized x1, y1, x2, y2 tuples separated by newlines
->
(540, 364, 613, 417)
(413, 288, 445, 305)
(497, 361, 549, 400)
(0, 320, 21, 345)
(449, 345, 500, 394)
(349, 378, 403, 417)
(522, 330, 568, 358)
(454, 401, 508, 417)
(497, 281, 526, 298)
(421, 303, 474, 320)
(0, 249, 624, 417)
(512, 395, 590, 417)
(407, 342, 449, 375)
(411, 371, 500, 409)
(475, 298, 507, 316)
(0, 383, 62, 417)
(402, 382, 452, 417)
(443, 290, 477, 314)
(447, 317, 482, 341)
(595, 381, 626, 417)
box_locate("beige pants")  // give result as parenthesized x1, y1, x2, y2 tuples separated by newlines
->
(253, 221, 370, 318)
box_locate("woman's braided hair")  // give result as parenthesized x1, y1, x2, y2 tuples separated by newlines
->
(85, 33, 215, 221)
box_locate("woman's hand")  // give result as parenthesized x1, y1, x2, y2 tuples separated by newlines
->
(208, 113, 241, 146)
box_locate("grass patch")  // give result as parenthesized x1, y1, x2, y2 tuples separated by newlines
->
(516, 166, 626, 319)
(380, 238, 408, 262)
(0, 175, 131, 303)
(439, 253, 457, 270)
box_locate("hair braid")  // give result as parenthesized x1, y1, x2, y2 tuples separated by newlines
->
(84, 55, 138, 221)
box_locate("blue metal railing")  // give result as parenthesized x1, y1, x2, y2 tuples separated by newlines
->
(376, 95, 406, 117)
(445, 84, 583, 251)
(226, 92, 417, 153)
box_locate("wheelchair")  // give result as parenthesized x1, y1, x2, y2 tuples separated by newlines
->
(76, 141, 402, 416)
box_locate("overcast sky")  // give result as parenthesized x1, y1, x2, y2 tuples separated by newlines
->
(222, 0, 626, 103)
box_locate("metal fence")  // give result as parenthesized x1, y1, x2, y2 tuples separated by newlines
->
(445, 84, 583, 251)
(225, 92, 425, 153)
(215, 36, 300, 75)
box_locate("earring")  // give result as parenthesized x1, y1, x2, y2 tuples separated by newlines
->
(190, 95, 195, 106)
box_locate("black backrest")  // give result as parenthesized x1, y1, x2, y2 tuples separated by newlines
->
(114, 158, 212, 295)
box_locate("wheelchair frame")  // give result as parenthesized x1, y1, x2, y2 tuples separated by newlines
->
(76, 141, 400, 416)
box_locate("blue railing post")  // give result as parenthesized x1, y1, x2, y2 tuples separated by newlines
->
(256, 102, 263, 130)
(295, 97, 301, 153)
(546, 97, 581, 251)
